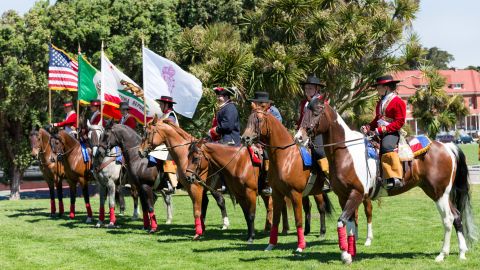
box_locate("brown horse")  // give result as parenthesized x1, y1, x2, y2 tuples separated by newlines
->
(184, 138, 332, 242)
(297, 100, 477, 264)
(138, 119, 251, 239)
(242, 110, 335, 252)
(29, 128, 66, 217)
(50, 129, 94, 222)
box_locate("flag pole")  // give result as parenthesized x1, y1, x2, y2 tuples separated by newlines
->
(48, 40, 52, 124)
(142, 37, 147, 127)
(77, 43, 81, 131)
(100, 41, 104, 126)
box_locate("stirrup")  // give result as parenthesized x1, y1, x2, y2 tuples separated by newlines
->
(383, 178, 404, 190)
(261, 187, 272, 196)
(322, 179, 331, 192)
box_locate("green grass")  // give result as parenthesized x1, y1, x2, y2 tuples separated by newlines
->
(459, 143, 480, 166)
(1, 187, 480, 270)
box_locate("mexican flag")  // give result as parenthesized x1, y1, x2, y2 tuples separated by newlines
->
(100, 52, 161, 123)
(78, 54, 100, 105)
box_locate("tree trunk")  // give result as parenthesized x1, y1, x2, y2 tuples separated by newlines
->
(9, 165, 21, 200)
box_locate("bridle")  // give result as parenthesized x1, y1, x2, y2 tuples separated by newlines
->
(49, 134, 75, 161)
(246, 110, 296, 149)
(141, 124, 194, 155)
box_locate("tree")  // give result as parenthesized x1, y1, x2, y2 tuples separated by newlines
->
(0, 4, 50, 199)
(465, 66, 480, 72)
(425, 47, 454, 70)
(408, 65, 468, 139)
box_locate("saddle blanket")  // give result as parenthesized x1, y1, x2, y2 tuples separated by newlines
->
(299, 146, 312, 167)
(247, 146, 262, 165)
(408, 135, 432, 157)
(114, 146, 123, 163)
(148, 144, 171, 161)
(365, 138, 378, 160)
(80, 142, 90, 163)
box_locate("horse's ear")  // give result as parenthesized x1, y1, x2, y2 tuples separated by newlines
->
(105, 119, 114, 129)
(152, 115, 158, 125)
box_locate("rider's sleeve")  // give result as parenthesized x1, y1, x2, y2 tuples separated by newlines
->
(54, 113, 77, 128)
(368, 102, 381, 131)
(269, 106, 283, 123)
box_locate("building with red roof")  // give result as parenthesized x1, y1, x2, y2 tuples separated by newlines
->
(393, 69, 480, 136)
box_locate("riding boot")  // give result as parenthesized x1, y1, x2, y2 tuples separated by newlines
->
(317, 158, 331, 192)
(261, 160, 272, 196)
(381, 152, 404, 190)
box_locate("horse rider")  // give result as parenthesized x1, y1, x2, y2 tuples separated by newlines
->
(248, 91, 282, 195)
(295, 74, 330, 190)
(361, 75, 406, 190)
(208, 86, 241, 146)
(118, 101, 137, 130)
(89, 99, 105, 126)
(52, 101, 78, 135)
(148, 95, 179, 194)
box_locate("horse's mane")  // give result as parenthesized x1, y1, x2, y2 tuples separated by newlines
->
(113, 124, 141, 144)
(161, 121, 193, 141)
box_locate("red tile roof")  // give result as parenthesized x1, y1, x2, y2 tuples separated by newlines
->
(393, 69, 480, 96)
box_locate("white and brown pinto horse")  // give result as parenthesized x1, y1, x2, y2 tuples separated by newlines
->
(297, 99, 477, 264)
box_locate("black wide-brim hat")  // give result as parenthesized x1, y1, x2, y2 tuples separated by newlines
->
(372, 75, 401, 86)
(156, 95, 177, 104)
(248, 91, 273, 103)
(302, 74, 326, 87)
(119, 101, 130, 110)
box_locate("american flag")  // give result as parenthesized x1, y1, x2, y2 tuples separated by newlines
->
(48, 44, 78, 91)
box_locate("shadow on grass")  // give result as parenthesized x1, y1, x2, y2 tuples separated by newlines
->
(238, 250, 439, 264)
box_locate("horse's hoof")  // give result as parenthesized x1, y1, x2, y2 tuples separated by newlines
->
(221, 225, 229, 230)
(247, 238, 254, 244)
(319, 233, 326, 240)
(222, 217, 230, 230)
(364, 238, 372, 246)
(341, 251, 352, 265)
(459, 252, 467, 260)
(69, 213, 75, 219)
(85, 217, 93, 223)
(193, 234, 201, 240)
(264, 244, 275, 251)
(435, 253, 446, 262)
(131, 214, 139, 221)
(165, 219, 172, 225)
(149, 228, 157, 234)
(107, 222, 116, 229)
(119, 211, 125, 217)
(95, 221, 103, 228)
(294, 248, 303, 254)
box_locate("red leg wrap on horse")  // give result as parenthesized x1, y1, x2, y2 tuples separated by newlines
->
(200, 215, 206, 231)
(50, 199, 56, 214)
(149, 212, 157, 231)
(59, 201, 64, 215)
(69, 204, 75, 219)
(85, 203, 93, 217)
(195, 217, 203, 235)
(99, 206, 105, 222)
(297, 227, 306, 249)
(109, 207, 116, 224)
(269, 225, 279, 245)
(347, 235, 356, 257)
(337, 226, 348, 251)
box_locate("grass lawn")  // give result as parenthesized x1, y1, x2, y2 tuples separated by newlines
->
(1, 187, 480, 270)
(459, 143, 479, 166)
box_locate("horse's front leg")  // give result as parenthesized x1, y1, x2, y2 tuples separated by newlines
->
(130, 184, 140, 220)
(68, 181, 77, 219)
(81, 178, 93, 223)
(107, 178, 117, 227)
(142, 184, 157, 233)
(56, 178, 64, 216)
(190, 184, 204, 240)
(302, 196, 312, 236)
(313, 193, 327, 238)
(337, 189, 364, 265)
(96, 181, 106, 228)
(260, 194, 272, 232)
(211, 190, 229, 230)
(291, 191, 306, 253)
(265, 189, 283, 251)
(161, 191, 173, 224)
(434, 193, 455, 262)
(46, 179, 56, 217)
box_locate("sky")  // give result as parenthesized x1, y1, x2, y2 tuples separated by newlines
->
(1, 0, 479, 68)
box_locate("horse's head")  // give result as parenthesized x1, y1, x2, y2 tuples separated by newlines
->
(49, 130, 67, 161)
(241, 110, 270, 146)
(184, 139, 208, 184)
(139, 115, 164, 158)
(88, 125, 104, 157)
(100, 123, 119, 151)
(29, 129, 41, 158)
(297, 97, 334, 141)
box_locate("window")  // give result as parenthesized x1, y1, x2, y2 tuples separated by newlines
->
(449, 83, 463, 89)
(469, 97, 474, 108)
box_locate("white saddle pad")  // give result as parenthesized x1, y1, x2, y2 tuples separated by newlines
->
(148, 144, 171, 161)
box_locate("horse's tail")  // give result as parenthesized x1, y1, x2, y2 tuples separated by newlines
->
(447, 143, 478, 246)
(323, 191, 334, 217)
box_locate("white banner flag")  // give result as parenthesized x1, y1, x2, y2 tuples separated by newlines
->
(143, 47, 203, 118)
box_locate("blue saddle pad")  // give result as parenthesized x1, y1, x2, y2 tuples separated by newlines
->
(365, 139, 378, 160)
(114, 146, 123, 163)
(147, 155, 159, 167)
(80, 142, 90, 163)
(299, 146, 312, 167)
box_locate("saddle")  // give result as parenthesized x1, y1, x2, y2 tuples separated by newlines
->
(247, 144, 263, 166)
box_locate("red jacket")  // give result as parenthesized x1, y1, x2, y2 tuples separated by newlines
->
(54, 112, 77, 128)
(121, 114, 137, 130)
(90, 112, 106, 126)
(368, 94, 406, 134)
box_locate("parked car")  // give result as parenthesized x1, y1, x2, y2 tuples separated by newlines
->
(435, 134, 455, 143)
(457, 134, 474, 144)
